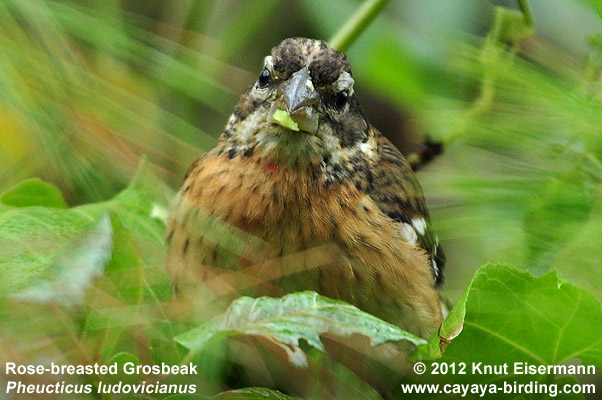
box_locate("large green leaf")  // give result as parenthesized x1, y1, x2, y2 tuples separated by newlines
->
(13, 213, 113, 307)
(0, 201, 106, 295)
(79, 215, 150, 361)
(0, 159, 169, 299)
(176, 291, 425, 368)
(406, 264, 602, 399)
(0, 160, 172, 377)
(443, 264, 602, 368)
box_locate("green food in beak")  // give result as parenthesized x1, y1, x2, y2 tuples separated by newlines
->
(271, 109, 299, 131)
(267, 67, 320, 134)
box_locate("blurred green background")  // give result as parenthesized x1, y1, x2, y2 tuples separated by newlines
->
(1, 0, 602, 304)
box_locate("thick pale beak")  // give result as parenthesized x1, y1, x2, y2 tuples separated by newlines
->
(267, 67, 320, 134)
(282, 67, 320, 113)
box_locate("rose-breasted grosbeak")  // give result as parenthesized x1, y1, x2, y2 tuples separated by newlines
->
(167, 38, 445, 338)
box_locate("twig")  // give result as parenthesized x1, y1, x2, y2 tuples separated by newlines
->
(518, 0, 534, 27)
(328, 0, 392, 52)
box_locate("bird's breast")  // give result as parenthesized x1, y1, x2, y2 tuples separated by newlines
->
(166, 151, 442, 336)
(178, 153, 354, 243)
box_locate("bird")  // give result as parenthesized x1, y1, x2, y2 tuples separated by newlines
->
(166, 38, 445, 338)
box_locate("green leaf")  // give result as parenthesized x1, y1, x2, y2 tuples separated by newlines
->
(450, 264, 602, 366)
(0, 203, 104, 295)
(415, 287, 470, 361)
(12, 213, 113, 307)
(0, 159, 169, 298)
(176, 291, 425, 368)
(439, 264, 602, 381)
(404, 265, 601, 399)
(102, 214, 145, 304)
(101, 159, 171, 301)
(106, 352, 141, 384)
(82, 218, 146, 357)
(0, 178, 68, 208)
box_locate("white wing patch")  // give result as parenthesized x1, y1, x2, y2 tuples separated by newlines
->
(400, 223, 418, 245)
(411, 217, 427, 235)
(431, 245, 440, 279)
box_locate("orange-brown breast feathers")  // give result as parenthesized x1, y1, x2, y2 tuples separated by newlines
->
(166, 149, 442, 336)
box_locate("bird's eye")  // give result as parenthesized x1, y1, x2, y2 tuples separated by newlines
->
(257, 68, 271, 88)
(335, 90, 349, 110)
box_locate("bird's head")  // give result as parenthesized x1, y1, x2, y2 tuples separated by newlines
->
(223, 38, 374, 168)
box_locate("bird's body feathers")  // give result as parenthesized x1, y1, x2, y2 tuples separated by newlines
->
(167, 38, 444, 337)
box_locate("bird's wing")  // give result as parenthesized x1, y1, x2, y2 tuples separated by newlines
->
(367, 130, 445, 286)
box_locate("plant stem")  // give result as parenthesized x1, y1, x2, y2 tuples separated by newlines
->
(328, 0, 392, 52)
(518, 0, 534, 27)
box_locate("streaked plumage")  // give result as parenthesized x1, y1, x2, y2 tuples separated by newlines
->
(167, 38, 444, 337)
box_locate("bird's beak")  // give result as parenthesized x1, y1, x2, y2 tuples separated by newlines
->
(282, 67, 320, 113)
(267, 67, 320, 134)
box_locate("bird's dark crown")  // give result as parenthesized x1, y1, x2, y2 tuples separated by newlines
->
(221, 37, 371, 174)
(271, 38, 352, 86)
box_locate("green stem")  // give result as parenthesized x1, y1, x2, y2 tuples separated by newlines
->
(328, 0, 392, 52)
(518, 0, 534, 27)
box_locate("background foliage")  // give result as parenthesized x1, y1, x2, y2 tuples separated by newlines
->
(1, 0, 602, 399)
